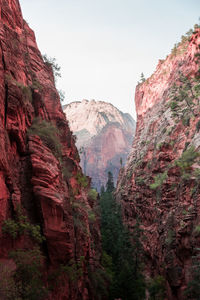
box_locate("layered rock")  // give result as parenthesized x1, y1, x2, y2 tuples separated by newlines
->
(117, 28, 200, 299)
(64, 100, 135, 190)
(0, 1, 101, 299)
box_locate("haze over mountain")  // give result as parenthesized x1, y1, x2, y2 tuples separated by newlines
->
(63, 99, 135, 190)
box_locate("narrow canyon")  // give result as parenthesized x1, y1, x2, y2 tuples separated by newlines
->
(0, 1, 200, 300)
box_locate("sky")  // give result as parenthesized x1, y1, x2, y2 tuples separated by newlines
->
(20, 0, 200, 119)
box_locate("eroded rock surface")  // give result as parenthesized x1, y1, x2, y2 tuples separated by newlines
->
(0, 1, 101, 299)
(117, 28, 200, 299)
(64, 100, 135, 190)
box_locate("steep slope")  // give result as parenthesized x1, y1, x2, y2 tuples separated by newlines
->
(0, 1, 102, 299)
(117, 28, 200, 299)
(64, 100, 135, 190)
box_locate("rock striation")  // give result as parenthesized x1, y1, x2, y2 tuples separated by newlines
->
(0, 1, 102, 299)
(117, 28, 200, 299)
(64, 100, 135, 190)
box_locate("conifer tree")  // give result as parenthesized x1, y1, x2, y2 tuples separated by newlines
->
(106, 171, 115, 193)
(99, 172, 145, 299)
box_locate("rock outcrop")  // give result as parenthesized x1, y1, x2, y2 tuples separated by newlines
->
(64, 100, 135, 190)
(0, 1, 102, 299)
(117, 28, 200, 299)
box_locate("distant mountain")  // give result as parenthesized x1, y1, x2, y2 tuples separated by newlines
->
(63, 99, 136, 190)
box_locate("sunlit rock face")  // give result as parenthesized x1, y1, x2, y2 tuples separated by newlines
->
(63, 99, 136, 190)
(0, 1, 101, 299)
(116, 29, 200, 299)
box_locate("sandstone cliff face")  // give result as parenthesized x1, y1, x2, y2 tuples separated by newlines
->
(0, 1, 101, 299)
(64, 100, 135, 190)
(117, 29, 200, 299)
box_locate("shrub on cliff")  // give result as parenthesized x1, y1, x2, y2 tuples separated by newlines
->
(138, 72, 146, 84)
(5, 74, 33, 103)
(170, 28, 193, 57)
(9, 248, 48, 300)
(42, 54, 61, 80)
(2, 206, 45, 244)
(169, 68, 200, 120)
(28, 118, 62, 159)
(150, 171, 168, 190)
(175, 146, 199, 173)
(88, 188, 98, 201)
(0, 248, 47, 300)
(76, 171, 89, 188)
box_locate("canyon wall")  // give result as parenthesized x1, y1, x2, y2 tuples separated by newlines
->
(0, 1, 102, 299)
(64, 100, 135, 190)
(117, 28, 200, 299)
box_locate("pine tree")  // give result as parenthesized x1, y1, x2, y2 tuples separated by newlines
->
(99, 172, 146, 299)
(106, 171, 115, 193)
(140, 72, 146, 83)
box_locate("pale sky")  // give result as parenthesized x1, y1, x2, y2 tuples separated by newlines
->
(20, 0, 200, 119)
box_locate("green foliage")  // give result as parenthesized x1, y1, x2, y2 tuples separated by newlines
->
(157, 142, 164, 150)
(139, 72, 146, 83)
(2, 207, 45, 244)
(28, 118, 62, 159)
(175, 146, 199, 173)
(0, 261, 17, 300)
(0, 248, 48, 300)
(88, 188, 98, 201)
(185, 249, 200, 299)
(88, 210, 96, 222)
(58, 89, 65, 102)
(171, 44, 178, 57)
(135, 176, 145, 186)
(76, 171, 89, 188)
(195, 225, 200, 235)
(106, 171, 115, 192)
(61, 258, 84, 282)
(148, 275, 166, 300)
(31, 79, 42, 92)
(48, 256, 85, 292)
(42, 54, 61, 80)
(99, 172, 146, 299)
(19, 85, 32, 102)
(88, 265, 111, 299)
(2, 219, 19, 239)
(150, 171, 168, 190)
(101, 251, 114, 283)
(194, 168, 200, 180)
(196, 120, 200, 132)
(182, 209, 188, 215)
(170, 101, 178, 110)
(169, 71, 200, 120)
(9, 248, 48, 300)
(5, 75, 32, 103)
(171, 28, 193, 57)
(42, 54, 65, 102)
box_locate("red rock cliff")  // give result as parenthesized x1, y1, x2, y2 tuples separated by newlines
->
(0, 1, 101, 299)
(117, 28, 200, 299)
